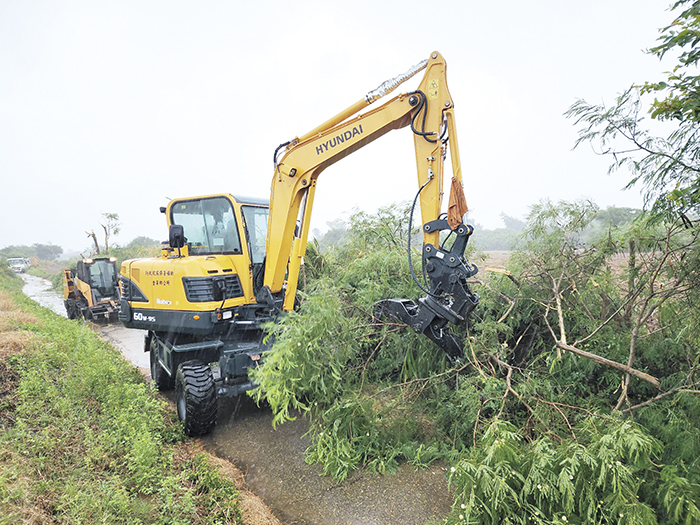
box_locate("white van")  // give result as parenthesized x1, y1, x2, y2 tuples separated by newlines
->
(7, 258, 30, 273)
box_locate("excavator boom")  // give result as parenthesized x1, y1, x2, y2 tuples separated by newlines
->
(260, 51, 479, 359)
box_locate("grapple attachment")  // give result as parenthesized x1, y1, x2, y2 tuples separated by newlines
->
(374, 219, 479, 363)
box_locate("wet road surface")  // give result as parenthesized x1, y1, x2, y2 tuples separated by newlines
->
(21, 273, 454, 524)
(205, 396, 452, 524)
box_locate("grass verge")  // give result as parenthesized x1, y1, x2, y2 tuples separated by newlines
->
(0, 267, 244, 524)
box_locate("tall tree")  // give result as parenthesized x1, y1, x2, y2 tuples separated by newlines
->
(100, 213, 120, 253)
(32, 243, 63, 261)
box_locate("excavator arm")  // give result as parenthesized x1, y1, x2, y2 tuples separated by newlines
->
(261, 51, 479, 361)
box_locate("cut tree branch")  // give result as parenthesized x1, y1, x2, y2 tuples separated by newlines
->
(622, 381, 700, 413)
(556, 341, 660, 388)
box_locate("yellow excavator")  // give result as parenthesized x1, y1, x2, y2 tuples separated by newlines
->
(119, 51, 479, 435)
(64, 257, 120, 323)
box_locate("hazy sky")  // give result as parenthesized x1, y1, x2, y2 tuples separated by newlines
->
(0, 1, 676, 253)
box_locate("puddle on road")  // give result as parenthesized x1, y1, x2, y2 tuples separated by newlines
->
(202, 396, 453, 525)
(21, 274, 67, 317)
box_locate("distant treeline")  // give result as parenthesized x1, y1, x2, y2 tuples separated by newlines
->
(312, 206, 642, 252)
(0, 236, 160, 262)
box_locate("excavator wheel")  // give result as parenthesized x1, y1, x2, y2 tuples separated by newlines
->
(64, 300, 79, 320)
(175, 361, 217, 436)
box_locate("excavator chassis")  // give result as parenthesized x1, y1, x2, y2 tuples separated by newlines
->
(131, 300, 277, 436)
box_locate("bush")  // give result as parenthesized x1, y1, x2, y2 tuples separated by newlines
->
(250, 201, 700, 523)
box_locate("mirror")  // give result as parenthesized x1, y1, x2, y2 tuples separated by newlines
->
(169, 224, 186, 249)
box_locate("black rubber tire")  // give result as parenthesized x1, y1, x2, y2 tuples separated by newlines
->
(65, 300, 78, 320)
(175, 361, 217, 436)
(149, 337, 174, 391)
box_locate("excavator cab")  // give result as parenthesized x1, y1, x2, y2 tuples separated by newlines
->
(63, 257, 120, 323)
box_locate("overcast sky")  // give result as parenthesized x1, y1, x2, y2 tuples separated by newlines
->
(0, 1, 677, 253)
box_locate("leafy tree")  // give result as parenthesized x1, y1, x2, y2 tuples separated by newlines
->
(472, 227, 517, 250)
(566, 0, 700, 222)
(100, 212, 120, 253)
(127, 236, 160, 248)
(499, 212, 525, 232)
(0, 245, 35, 258)
(595, 206, 642, 227)
(312, 218, 349, 252)
(84, 212, 121, 255)
(32, 243, 63, 261)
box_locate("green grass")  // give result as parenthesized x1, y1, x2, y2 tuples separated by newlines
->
(0, 267, 242, 524)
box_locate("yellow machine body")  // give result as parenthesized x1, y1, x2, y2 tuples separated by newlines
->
(119, 194, 269, 335)
(63, 257, 120, 322)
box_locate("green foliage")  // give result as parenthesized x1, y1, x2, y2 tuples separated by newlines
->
(644, 0, 700, 123)
(251, 206, 455, 480)
(184, 454, 242, 524)
(250, 284, 356, 426)
(251, 196, 700, 523)
(0, 278, 242, 524)
(127, 236, 161, 249)
(567, 1, 700, 222)
(446, 419, 661, 524)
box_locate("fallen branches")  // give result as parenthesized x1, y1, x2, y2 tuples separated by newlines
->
(555, 341, 660, 388)
(622, 381, 700, 413)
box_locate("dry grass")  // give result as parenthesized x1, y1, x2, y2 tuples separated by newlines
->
(0, 331, 33, 360)
(0, 291, 21, 312)
(0, 291, 39, 331)
(0, 292, 34, 430)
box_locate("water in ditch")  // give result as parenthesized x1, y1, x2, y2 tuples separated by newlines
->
(20, 273, 67, 317)
(202, 396, 453, 525)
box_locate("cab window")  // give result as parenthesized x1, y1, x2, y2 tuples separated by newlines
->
(171, 197, 242, 255)
(241, 206, 268, 264)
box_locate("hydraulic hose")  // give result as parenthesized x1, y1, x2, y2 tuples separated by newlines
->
(407, 177, 443, 298)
